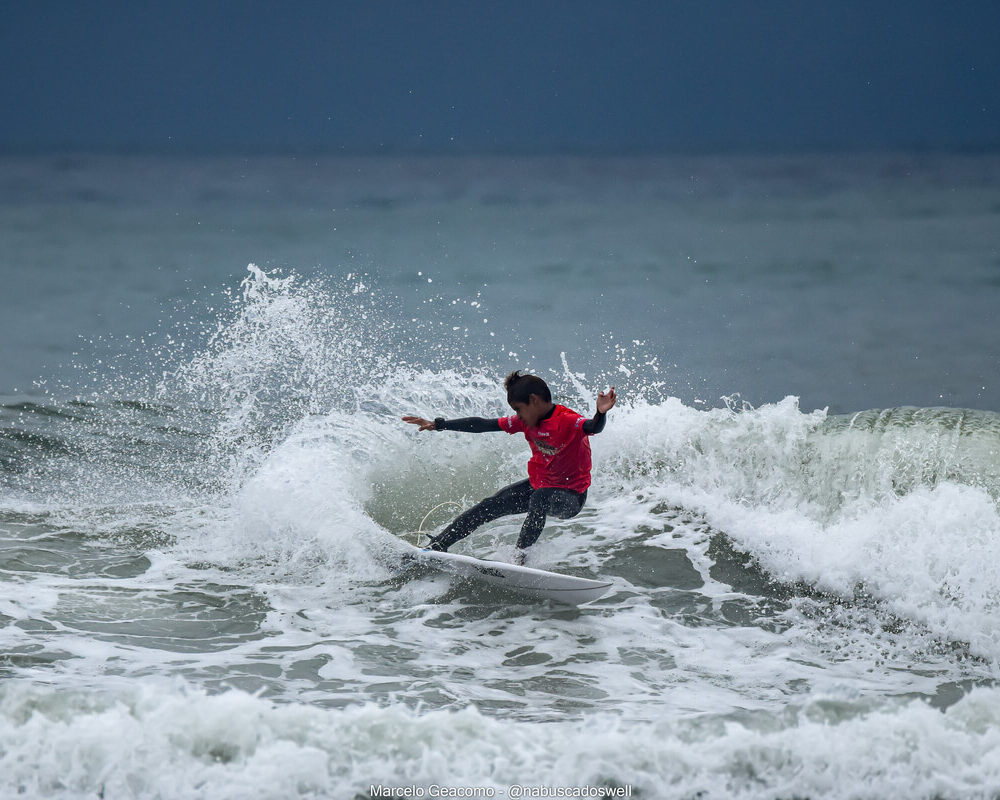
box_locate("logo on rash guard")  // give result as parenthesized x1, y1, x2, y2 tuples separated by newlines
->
(534, 441, 559, 457)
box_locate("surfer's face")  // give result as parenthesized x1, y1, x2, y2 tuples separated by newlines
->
(510, 394, 550, 428)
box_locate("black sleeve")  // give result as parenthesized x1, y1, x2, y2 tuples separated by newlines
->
(434, 416, 503, 433)
(582, 411, 607, 435)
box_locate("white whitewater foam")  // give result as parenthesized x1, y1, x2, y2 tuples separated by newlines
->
(2, 681, 1000, 799)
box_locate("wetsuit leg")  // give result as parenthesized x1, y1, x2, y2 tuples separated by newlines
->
(431, 479, 534, 550)
(515, 489, 587, 550)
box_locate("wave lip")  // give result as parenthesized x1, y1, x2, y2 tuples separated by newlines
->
(604, 397, 1000, 661)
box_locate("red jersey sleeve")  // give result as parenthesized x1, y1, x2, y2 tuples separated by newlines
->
(498, 415, 524, 434)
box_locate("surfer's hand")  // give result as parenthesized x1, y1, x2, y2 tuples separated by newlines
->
(596, 387, 617, 414)
(402, 415, 437, 431)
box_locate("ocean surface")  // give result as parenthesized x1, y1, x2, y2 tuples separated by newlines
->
(1, 153, 1000, 799)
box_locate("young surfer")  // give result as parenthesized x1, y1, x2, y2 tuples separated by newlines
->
(402, 371, 617, 563)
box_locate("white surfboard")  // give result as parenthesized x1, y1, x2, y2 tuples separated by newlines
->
(405, 543, 613, 605)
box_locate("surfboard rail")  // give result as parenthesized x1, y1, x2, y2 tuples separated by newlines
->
(406, 543, 613, 605)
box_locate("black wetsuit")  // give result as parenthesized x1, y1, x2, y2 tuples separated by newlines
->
(427, 408, 607, 552)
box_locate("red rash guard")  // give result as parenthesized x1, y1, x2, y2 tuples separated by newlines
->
(498, 405, 593, 492)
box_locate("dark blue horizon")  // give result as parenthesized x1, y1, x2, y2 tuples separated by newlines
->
(2, 0, 999, 155)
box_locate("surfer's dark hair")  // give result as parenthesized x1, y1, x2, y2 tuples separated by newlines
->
(505, 371, 551, 405)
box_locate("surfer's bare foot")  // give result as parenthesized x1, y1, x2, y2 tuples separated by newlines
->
(514, 549, 526, 566)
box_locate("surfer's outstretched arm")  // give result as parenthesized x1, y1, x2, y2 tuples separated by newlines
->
(582, 386, 617, 435)
(402, 416, 502, 433)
